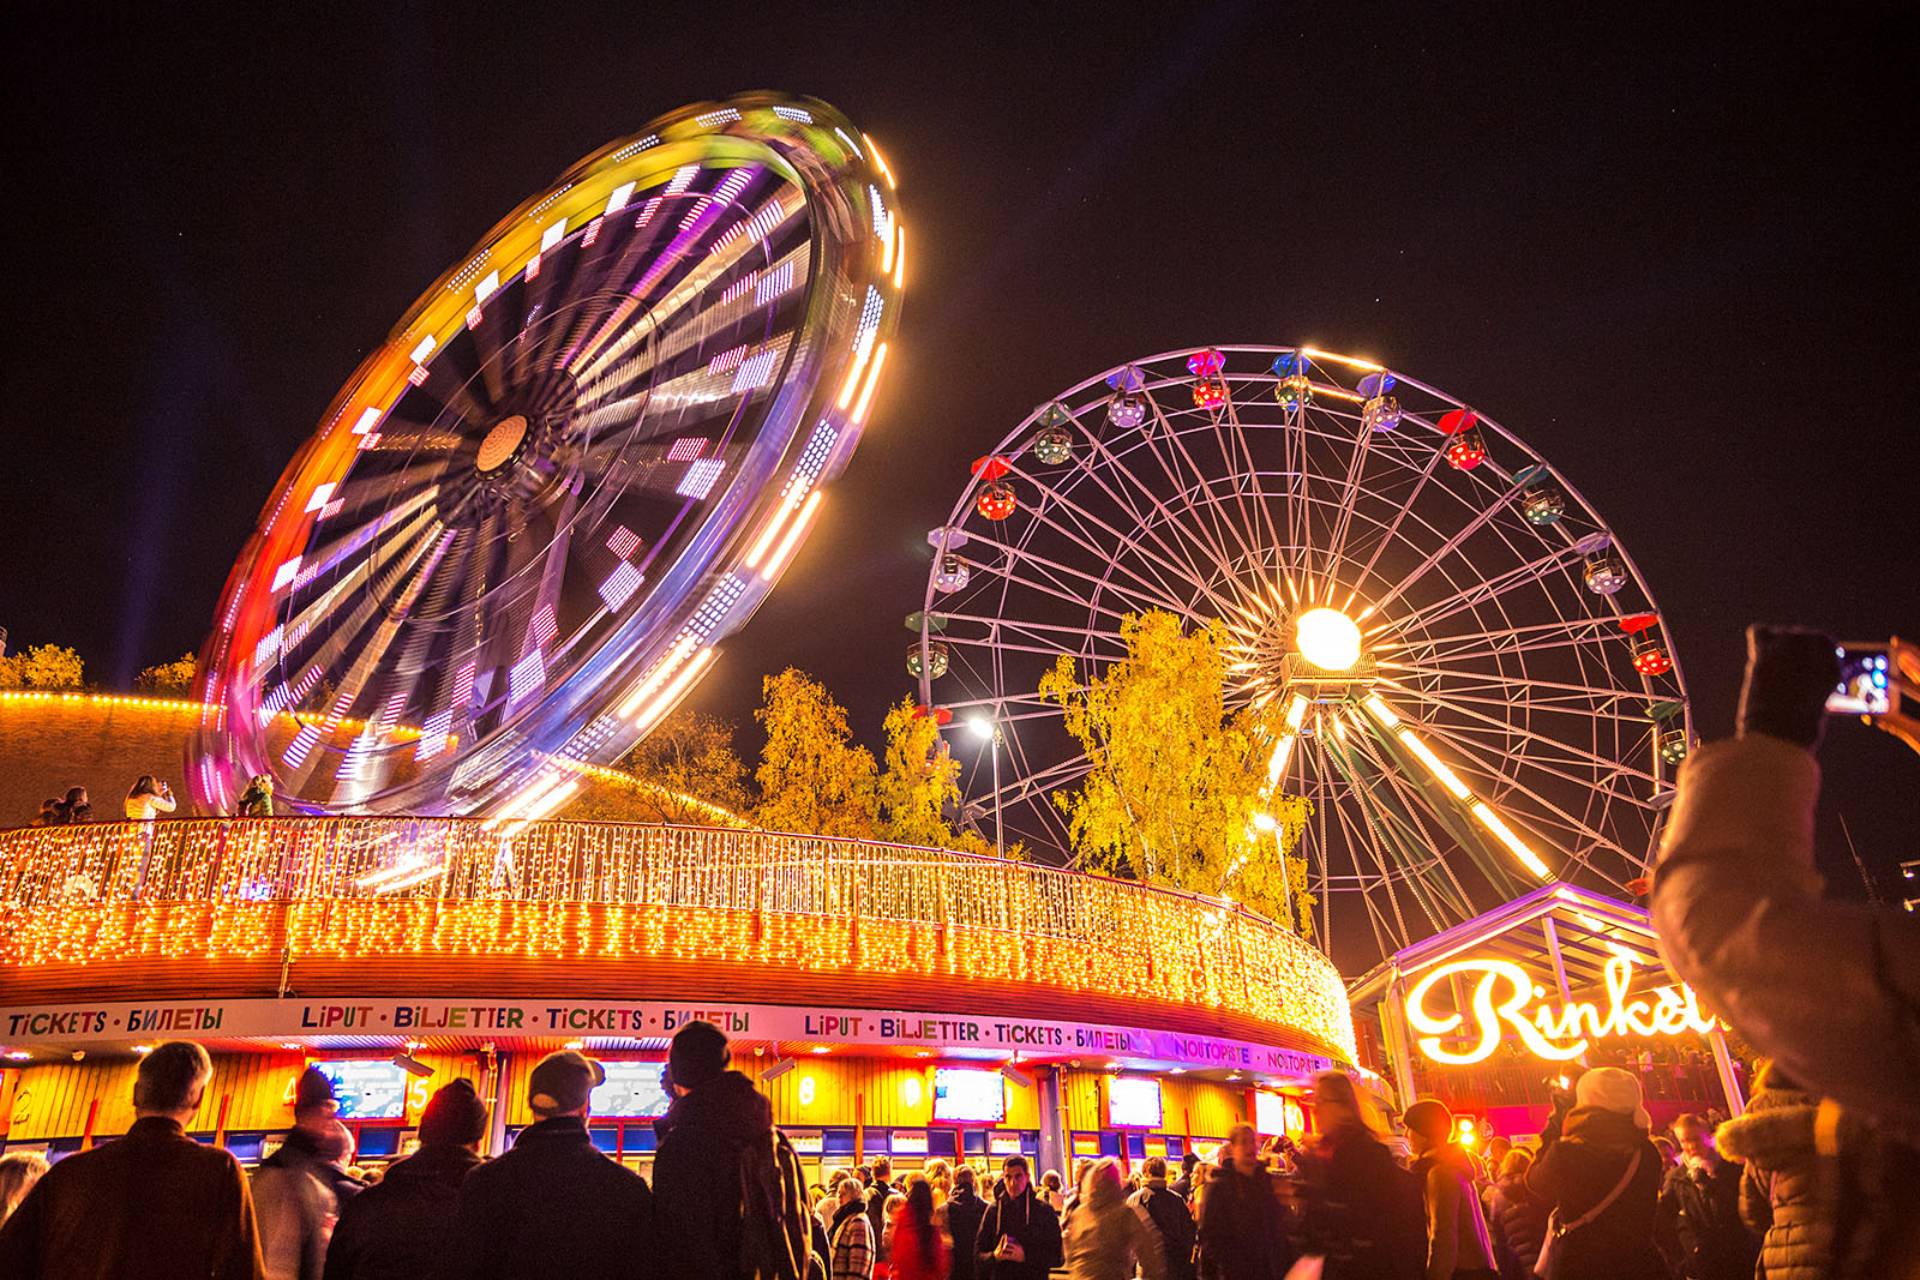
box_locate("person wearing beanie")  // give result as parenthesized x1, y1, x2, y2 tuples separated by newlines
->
(1399, 1099, 1496, 1280)
(256, 1065, 366, 1280)
(323, 1078, 489, 1280)
(1524, 1067, 1666, 1279)
(652, 1020, 813, 1279)
(444, 1050, 654, 1278)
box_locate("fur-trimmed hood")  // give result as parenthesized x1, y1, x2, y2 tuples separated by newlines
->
(1716, 1085, 1824, 1170)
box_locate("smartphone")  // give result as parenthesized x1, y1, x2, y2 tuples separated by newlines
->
(1827, 644, 1892, 716)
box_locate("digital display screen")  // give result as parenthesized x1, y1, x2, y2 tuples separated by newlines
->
(1107, 1077, 1163, 1128)
(1255, 1091, 1286, 1136)
(312, 1060, 409, 1120)
(591, 1062, 672, 1118)
(1828, 647, 1892, 716)
(932, 1068, 1006, 1122)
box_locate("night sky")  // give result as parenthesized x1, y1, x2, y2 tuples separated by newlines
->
(6, 6, 1914, 923)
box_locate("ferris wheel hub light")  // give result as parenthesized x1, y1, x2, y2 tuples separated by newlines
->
(1295, 608, 1363, 671)
(475, 415, 530, 474)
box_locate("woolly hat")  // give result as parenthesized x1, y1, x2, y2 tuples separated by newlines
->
(528, 1050, 605, 1116)
(419, 1078, 489, 1147)
(1576, 1066, 1651, 1129)
(667, 1020, 730, 1090)
(294, 1067, 338, 1119)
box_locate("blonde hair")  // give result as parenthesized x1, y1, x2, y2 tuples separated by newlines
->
(0, 1152, 49, 1228)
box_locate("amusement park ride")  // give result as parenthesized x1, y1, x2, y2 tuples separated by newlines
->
(181, 93, 1694, 965)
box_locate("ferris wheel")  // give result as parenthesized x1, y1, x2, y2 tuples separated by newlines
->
(191, 94, 904, 818)
(914, 345, 1689, 956)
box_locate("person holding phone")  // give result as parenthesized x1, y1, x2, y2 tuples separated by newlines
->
(1651, 626, 1920, 1133)
(974, 1156, 1061, 1280)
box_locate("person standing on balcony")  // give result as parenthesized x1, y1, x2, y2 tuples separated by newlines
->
(236, 774, 275, 817)
(0, 1040, 266, 1278)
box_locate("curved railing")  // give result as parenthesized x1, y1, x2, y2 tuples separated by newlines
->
(0, 817, 1357, 1060)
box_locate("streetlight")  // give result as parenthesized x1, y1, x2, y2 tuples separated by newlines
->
(967, 714, 1003, 858)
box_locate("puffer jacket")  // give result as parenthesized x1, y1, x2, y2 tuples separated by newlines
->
(1715, 1068, 1918, 1280)
(1485, 1173, 1547, 1276)
(1652, 735, 1920, 1135)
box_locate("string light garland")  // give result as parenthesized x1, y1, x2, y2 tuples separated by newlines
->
(0, 818, 1357, 1060)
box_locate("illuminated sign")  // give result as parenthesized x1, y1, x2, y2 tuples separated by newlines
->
(591, 1061, 671, 1118)
(1404, 953, 1719, 1064)
(312, 1060, 409, 1120)
(933, 1068, 1006, 1122)
(1254, 1091, 1307, 1139)
(890, 1130, 928, 1155)
(1107, 1077, 1163, 1128)
(988, 1133, 1025, 1155)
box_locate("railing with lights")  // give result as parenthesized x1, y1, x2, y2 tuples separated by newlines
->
(0, 817, 1357, 1061)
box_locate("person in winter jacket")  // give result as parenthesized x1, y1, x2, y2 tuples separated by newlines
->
(975, 1155, 1063, 1280)
(1131, 1156, 1197, 1280)
(891, 1180, 949, 1280)
(1483, 1150, 1546, 1280)
(651, 1019, 808, 1280)
(0, 1040, 266, 1279)
(1196, 1124, 1295, 1280)
(943, 1165, 989, 1280)
(1062, 1157, 1163, 1280)
(1402, 1101, 1496, 1280)
(1652, 626, 1920, 1135)
(1172, 1153, 1202, 1204)
(1715, 1060, 1917, 1280)
(443, 1049, 653, 1279)
(254, 1068, 365, 1280)
(1293, 1071, 1422, 1280)
(830, 1179, 876, 1280)
(1655, 1114, 1758, 1280)
(322, 1078, 487, 1280)
(1524, 1068, 1666, 1280)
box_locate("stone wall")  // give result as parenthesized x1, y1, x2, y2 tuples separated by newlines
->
(0, 698, 196, 827)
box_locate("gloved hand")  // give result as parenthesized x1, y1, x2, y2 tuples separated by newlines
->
(1736, 625, 1839, 749)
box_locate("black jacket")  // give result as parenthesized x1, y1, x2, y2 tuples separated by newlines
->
(323, 1143, 481, 1280)
(1294, 1124, 1421, 1280)
(944, 1187, 988, 1280)
(866, 1178, 896, 1246)
(443, 1115, 653, 1279)
(1657, 1159, 1758, 1280)
(1525, 1106, 1666, 1280)
(1134, 1180, 1198, 1280)
(974, 1188, 1062, 1280)
(652, 1070, 778, 1279)
(1196, 1162, 1294, 1280)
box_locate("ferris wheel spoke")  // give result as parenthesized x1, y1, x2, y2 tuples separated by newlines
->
(1361, 471, 1550, 622)
(1375, 614, 1619, 663)
(1331, 725, 1480, 921)
(1383, 712, 1644, 880)
(1368, 537, 1591, 638)
(1375, 662, 1652, 709)
(1216, 394, 1287, 572)
(1099, 412, 1251, 593)
(1042, 446, 1238, 614)
(1141, 408, 1272, 610)
(987, 496, 1236, 622)
(1382, 681, 1662, 790)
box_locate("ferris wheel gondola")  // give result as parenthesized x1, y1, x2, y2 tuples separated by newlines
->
(192, 94, 904, 817)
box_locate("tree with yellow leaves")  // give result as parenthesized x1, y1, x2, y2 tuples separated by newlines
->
(753, 668, 878, 838)
(0, 643, 85, 690)
(876, 696, 961, 847)
(1039, 609, 1316, 935)
(136, 651, 199, 693)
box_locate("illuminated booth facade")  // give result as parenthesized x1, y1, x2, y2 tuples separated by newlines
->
(1348, 882, 1745, 1142)
(0, 814, 1362, 1180)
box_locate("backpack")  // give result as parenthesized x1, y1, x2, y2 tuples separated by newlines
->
(737, 1126, 816, 1280)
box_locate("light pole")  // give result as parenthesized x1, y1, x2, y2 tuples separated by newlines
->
(967, 715, 1002, 858)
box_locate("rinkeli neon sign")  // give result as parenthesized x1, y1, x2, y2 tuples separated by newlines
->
(1404, 953, 1719, 1064)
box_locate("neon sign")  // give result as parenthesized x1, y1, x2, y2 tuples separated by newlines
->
(1404, 953, 1719, 1064)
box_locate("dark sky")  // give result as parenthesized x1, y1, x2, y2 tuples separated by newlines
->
(6, 5, 1915, 922)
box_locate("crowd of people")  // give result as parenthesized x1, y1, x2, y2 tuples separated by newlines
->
(0, 629, 1912, 1279)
